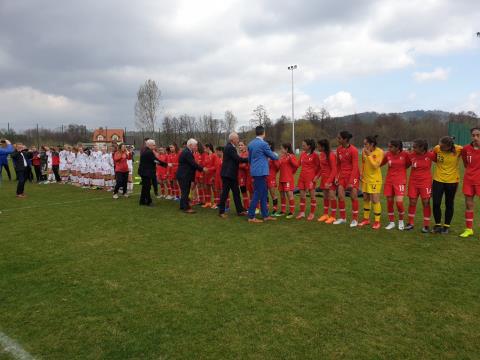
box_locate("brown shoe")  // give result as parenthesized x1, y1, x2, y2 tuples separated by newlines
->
(248, 218, 264, 223)
(183, 209, 196, 214)
(238, 211, 248, 216)
(218, 213, 228, 219)
(263, 216, 277, 221)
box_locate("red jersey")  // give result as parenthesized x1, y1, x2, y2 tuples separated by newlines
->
(238, 151, 249, 182)
(299, 151, 320, 180)
(462, 144, 480, 185)
(167, 152, 179, 178)
(156, 153, 168, 178)
(214, 156, 223, 188)
(32, 152, 41, 166)
(267, 158, 279, 183)
(381, 151, 410, 185)
(319, 152, 337, 184)
(407, 152, 435, 185)
(194, 152, 205, 180)
(52, 152, 60, 166)
(336, 145, 359, 183)
(278, 153, 298, 183)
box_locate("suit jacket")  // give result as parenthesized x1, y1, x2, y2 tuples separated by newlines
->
(176, 148, 203, 182)
(220, 142, 248, 180)
(138, 148, 167, 178)
(11, 150, 27, 172)
(247, 137, 278, 177)
(0, 144, 13, 165)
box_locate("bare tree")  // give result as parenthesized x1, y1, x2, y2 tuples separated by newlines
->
(134, 79, 161, 134)
(250, 105, 272, 128)
(223, 110, 237, 135)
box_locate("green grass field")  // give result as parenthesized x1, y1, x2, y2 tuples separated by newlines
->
(1, 165, 480, 359)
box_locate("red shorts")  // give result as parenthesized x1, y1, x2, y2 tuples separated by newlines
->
(279, 181, 294, 192)
(298, 177, 316, 191)
(463, 182, 480, 197)
(267, 178, 277, 189)
(203, 174, 214, 186)
(408, 183, 432, 199)
(337, 176, 360, 189)
(384, 183, 406, 197)
(238, 176, 247, 187)
(320, 178, 336, 191)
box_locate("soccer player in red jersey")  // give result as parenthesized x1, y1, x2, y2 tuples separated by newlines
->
(317, 139, 337, 224)
(405, 139, 435, 233)
(155, 146, 169, 198)
(266, 140, 280, 215)
(193, 143, 205, 205)
(201, 143, 217, 208)
(278, 143, 298, 218)
(238, 141, 252, 210)
(297, 139, 320, 221)
(334, 131, 360, 227)
(212, 146, 228, 210)
(460, 127, 480, 238)
(167, 143, 180, 200)
(381, 140, 411, 230)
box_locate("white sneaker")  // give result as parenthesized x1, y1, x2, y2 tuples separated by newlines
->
(333, 218, 346, 225)
(123, 194, 129, 198)
(350, 220, 358, 228)
(113, 194, 119, 199)
(385, 222, 396, 230)
(398, 220, 405, 231)
(156, 195, 162, 199)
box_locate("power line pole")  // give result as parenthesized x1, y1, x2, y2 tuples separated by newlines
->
(287, 65, 298, 151)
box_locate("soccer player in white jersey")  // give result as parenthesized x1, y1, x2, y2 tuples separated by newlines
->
(46, 147, 55, 183)
(59, 146, 68, 183)
(66, 146, 76, 183)
(127, 146, 134, 194)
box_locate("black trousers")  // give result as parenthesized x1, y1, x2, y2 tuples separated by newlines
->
(219, 176, 244, 215)
(16, 170, 26, 195)
(114, 171, 129, 195)
(140, 175, 153, 205)
(33, 165, 42, 182)
(1, 163, 11, 180)
(52, 165, 61, 182)
(178, 178, 192, 210)
(26, 166, 33, 182)
(432, 180, 458, 226)
(152, 175, 159, 195)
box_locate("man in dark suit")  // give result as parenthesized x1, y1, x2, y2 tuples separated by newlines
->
(218, 132, 249, 218)
(138, 139, 167, 206)
(11, 143, 28, 198)
(176, 139, 206, 213)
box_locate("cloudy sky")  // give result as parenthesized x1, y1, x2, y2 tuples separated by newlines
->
(0, 0, 479, 130)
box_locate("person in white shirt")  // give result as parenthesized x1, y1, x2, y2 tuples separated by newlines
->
(59, 146, 68, 183)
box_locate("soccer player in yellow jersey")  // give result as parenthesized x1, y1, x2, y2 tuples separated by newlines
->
(359, 135, 384, 229)
(431, 136, 462, 234)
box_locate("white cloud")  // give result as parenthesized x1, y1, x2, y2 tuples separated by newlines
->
(322, 91, 357, 116)
(413, 67, 450, 82)
(461, 92, 480, 114)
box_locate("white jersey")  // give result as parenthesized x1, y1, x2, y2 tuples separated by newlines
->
(46, 150, 52, 169)
(78, 152, 88, 172)
(59, 150, 68, 170)
(67, 151, 76, 169)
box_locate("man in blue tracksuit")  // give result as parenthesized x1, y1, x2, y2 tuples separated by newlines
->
(247, 126, 279, 223)
(0, 139, 14, 181)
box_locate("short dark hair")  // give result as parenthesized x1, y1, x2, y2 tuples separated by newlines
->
(389, 139, 403, 151)
(255, 126, 265, 136)
(365, 135, 379, 147)
(413, 139, 428, 152)
(281, 143, 293, 154)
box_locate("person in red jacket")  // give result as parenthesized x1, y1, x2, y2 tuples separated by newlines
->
(266, 140, 280, 215)
(278, 143, 298, 218)
(112, 143, 130, 199)
(297, 139, 320, 221)
(381, 140, 411, 230)
(30, 146, 42, 182)
(334, 131, 360, 227)
(238, 141, 252, 210)
(51, 146, 61, 182)
(156, 146, 168, 198)
(167, 143, 180, 200)
(405, 139, 436, 233)
(317, 139, 337, 224)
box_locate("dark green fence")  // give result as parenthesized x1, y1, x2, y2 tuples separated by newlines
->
(448, 122, 471, 145)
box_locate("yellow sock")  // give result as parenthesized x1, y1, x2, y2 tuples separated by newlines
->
(373, 202, 382, 222)
(363, 201, 371, 220)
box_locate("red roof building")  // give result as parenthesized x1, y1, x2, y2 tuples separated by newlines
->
(92, 128, 124, 143)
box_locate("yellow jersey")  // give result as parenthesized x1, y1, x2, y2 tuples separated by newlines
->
(361, 147, 384, 184)
(433, 144, 462, 183)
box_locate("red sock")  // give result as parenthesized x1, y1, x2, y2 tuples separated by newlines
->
(300, 198, 306, 213)
(387, 198, 395, 222)
(310, 199, 317, 215)
(408, 203, 416, 225)
(281, 195, 286, 213)
(289, 198, 295, 214)
(323, 198, 330, 215)
(214, 190, 220, 204)
(242, 193, 250, 209)
(205, 187, 211, 203)
(396, 201, 405, 221)
(352, 199, 359, 221)
(167, 182, 172, 196)
(466, 210, 474, 229)
(330, 199, 337, 218)
(339, 200, 346, 220)
(423, 204, 431, 227)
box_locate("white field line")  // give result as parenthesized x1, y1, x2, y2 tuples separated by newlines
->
(0, 195, 119, 213)
(0, 330, 35, 360)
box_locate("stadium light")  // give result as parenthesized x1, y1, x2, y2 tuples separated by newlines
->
(288, 65, 298, 151)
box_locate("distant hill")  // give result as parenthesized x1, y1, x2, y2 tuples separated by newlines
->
(334, 110, 451, 123)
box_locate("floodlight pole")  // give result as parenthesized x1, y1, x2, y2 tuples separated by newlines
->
(288, 65, 298, 151)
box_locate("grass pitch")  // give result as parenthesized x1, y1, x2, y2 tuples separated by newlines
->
(1, 170, 480, 359)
